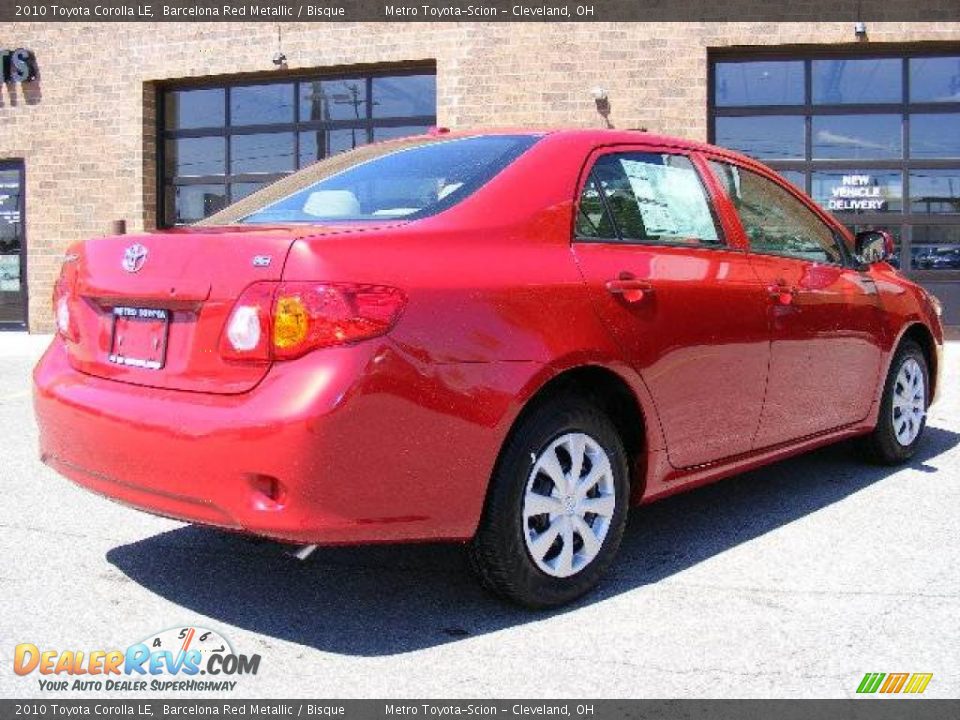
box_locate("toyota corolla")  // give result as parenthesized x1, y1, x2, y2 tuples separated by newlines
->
(34, 130, 944, 607)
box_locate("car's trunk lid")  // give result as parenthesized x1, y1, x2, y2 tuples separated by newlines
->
(61, 225, 363, 394)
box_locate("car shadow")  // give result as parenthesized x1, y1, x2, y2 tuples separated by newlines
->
(106, 426, 959, 656)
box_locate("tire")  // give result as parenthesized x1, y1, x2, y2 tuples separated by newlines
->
(469, 395, 630, 608)
(859, 340, 929, 465)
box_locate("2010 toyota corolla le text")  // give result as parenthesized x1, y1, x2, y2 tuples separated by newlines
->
(34, 129, 944, 607)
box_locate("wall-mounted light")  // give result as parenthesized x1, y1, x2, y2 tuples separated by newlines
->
(273, 25, 287, 68)
(854, 21, 868, 40)
(590, 87, 613, 128)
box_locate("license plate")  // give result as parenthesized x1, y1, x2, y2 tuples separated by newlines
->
(108, 307, 170, 370)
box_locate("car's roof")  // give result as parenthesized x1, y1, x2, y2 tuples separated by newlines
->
(416, 127, 757, 168)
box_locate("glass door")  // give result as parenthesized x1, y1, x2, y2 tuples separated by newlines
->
(0, 160, 26, 327)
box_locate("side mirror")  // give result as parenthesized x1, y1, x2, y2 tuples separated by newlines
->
(855, 230, 895, 265)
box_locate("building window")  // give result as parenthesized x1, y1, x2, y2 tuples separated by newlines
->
(159, 69, 437, 226)
(710, 51, 960, 276)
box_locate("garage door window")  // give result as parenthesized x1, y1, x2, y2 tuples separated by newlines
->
(160, 70, 436, 226)
(710, 51, 960, 275)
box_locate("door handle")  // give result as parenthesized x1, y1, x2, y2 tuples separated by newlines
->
(605, 278, 654, 303)
(767, 282, 797, 306)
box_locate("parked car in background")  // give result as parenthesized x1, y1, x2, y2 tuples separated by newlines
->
(34, 130, 944, 607)
(916, 247, 960, 270)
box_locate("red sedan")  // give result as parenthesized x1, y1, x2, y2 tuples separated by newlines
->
(34, 130, 944, 607)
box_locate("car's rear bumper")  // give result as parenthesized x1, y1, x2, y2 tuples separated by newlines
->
(33, 338, 510, 544)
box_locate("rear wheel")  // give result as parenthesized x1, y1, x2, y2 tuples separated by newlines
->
(860, 340, 929, 465)
(469, 397, 630, 608)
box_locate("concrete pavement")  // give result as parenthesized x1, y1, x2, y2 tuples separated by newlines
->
(0, 331, 957, 698)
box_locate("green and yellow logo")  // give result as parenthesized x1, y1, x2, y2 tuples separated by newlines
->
(857, 672, 933, 694)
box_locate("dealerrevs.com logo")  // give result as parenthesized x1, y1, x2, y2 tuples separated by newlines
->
(14, 626, 261, 692)
(856, 672, 933, 695)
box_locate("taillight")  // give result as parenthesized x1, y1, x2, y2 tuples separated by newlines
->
(220, 282, 405, 362)
(219, 282, 275, 362)
(272, 282, 406, 360)
(52, 275, 78, 342)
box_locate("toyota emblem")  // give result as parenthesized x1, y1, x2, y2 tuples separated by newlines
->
(121, 243, 148, 273)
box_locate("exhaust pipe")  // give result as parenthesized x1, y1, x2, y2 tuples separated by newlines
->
(288, 543, 318, 561)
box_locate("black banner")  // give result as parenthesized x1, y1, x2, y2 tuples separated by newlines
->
(2, 0, 960, 22)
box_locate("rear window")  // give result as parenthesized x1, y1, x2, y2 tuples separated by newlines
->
(235, 134, 540, 224)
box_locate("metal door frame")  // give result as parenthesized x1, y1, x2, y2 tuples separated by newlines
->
(0, 158, 26, 329)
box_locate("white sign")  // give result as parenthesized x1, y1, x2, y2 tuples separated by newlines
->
(619, 160, 719, 241)
(828, 175, 886, 212)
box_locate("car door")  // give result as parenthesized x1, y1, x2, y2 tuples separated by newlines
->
(571, 146, 770, 469)
(705, 159, 885, 448)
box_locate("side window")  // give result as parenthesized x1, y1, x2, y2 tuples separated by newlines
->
(575, 152, 722, 246)
(709, 161, 843, 264)
(576, 175, 617, 240)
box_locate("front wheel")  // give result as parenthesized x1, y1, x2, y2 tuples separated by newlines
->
(859, 340, 929, 465)
(469, 397, 630, 608)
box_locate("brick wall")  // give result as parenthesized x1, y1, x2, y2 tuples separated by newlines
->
(2, 21, 960, 331)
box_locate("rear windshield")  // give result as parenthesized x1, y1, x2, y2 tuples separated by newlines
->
(229, 134, 540, 225)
